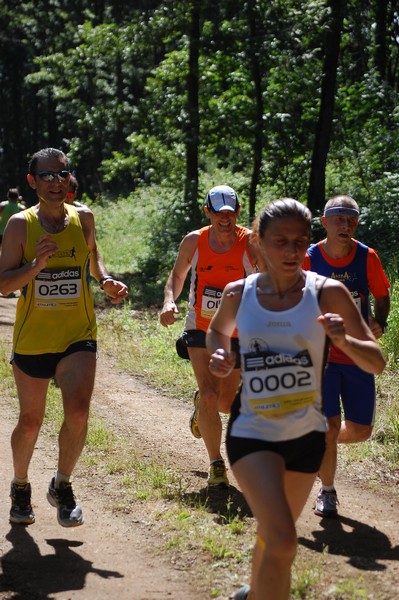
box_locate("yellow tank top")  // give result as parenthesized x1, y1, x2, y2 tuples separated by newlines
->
(13, 204, 97, 354)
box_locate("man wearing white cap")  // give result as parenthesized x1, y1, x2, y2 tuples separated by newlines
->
(160, 185, 261, 487)
(303, 194, 390, 518)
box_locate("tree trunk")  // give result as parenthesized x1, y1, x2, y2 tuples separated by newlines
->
(308, 0, 345, 213)
(184, 0, 202, 228)
(375, 0, 388, 82)
(246, 0, 264, 224)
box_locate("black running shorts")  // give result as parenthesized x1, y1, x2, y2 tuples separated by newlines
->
(176, 329, 240, 368)
(11, 340, 97, 379)
(226, 389, 326, 473)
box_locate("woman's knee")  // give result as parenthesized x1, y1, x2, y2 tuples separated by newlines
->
(264, 530, 297, 567)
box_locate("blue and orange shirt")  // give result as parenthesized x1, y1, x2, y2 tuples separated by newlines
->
(303, 240, 390, 364)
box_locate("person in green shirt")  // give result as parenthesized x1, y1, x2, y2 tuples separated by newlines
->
(0, 188, 25, 247)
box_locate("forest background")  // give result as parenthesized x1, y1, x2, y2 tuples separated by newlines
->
(2, 0, 399, 293)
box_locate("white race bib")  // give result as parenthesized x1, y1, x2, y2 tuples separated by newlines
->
(200, 285, 223, 319)
(34, 267, 81, 310)
(242, 349, 317, 417)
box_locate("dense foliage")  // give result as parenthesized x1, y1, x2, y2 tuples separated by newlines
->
(2, 0, 399, 275)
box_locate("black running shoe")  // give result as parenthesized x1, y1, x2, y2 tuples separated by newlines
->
(10, 481, 35, 524)
(47, 477, 84, 527)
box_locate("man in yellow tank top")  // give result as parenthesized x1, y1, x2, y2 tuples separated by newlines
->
(160, 185, 262, 488)
(0, 147, 128, 527)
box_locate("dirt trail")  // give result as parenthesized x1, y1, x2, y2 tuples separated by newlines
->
(0, 296, 398, 599)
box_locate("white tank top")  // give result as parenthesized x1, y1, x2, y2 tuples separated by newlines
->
(231, 270, 327, 442)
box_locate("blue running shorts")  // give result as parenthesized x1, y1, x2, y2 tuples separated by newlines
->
(323, 362, 375, 425)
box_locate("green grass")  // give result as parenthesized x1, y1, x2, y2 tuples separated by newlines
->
(97, 301, 197, 401)
(323, 578, 369, 599)
(91, 194, 154, 274)
(291, 554, 323, 599)
(380, 279, 399, 365)
(0, 343, 18, 398)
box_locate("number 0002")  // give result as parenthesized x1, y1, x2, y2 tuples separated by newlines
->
(249, 370, 311, 393)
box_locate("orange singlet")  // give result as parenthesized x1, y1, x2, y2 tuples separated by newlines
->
(184, 225, 254, 333)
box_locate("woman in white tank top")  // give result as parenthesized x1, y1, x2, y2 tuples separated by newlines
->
(206, 198, 385, 600)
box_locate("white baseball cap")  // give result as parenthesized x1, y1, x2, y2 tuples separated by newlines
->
(206, 185, 239, 213)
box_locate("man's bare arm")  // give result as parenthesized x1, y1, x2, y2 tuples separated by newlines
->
(0, 214, 57, 295)
(159, 231, 198, 327)
(77, 207, 128, 304)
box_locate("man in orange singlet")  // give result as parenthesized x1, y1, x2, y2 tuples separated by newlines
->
(160, 185, 261, 487)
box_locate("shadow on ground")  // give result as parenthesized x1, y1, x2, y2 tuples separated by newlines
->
(298, 514, 399, 571)
(0, 525, 123, 599)
(182, 471, 253, 519)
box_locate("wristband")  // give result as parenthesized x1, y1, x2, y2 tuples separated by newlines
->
(99, 275, 113, 289)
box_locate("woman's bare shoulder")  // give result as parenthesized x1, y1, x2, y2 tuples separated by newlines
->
(224, 278, 246, 297)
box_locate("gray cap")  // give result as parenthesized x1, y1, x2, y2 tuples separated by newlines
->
(206, 185, 239, 212)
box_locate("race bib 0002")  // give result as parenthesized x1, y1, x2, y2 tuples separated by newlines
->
(243, 348, 317, 417)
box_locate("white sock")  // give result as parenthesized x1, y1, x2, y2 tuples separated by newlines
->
(13, 476, 29, 485)
(55, 472, 71, 487)
(322, 484, 335, 492)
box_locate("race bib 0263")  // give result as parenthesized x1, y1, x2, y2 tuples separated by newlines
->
(34, 267, 82, 310)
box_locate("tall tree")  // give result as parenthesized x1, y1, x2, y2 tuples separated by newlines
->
(245, 0, 265, 222)
(375, 0, 389, 81)
(308, 0, 346, 213)
(184, 0, 202, 226)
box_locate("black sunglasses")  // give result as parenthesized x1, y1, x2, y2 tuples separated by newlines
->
(35, 170, 71, 182)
